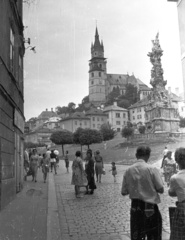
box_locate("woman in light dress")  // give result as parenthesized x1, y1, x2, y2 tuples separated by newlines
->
(163, 151, 176, 186)
(94, 150, 104, 183)
(29, 149, 39, 182)
(71, 151, 87, 198)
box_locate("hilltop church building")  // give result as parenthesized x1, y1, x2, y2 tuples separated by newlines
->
(89, 27, 151, 106)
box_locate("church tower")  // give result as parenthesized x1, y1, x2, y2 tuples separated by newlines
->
(89, 27, 107, 106)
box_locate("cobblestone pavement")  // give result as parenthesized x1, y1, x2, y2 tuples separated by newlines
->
(54, 160, 175, 240)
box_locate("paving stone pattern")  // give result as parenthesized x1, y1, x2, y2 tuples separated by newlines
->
(54, 160, 174, 240)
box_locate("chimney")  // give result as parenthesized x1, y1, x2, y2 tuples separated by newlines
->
(51, 108, 53, 112)
(168, 87, 171, 94)
(113, 102, 117, 106)
(46, 108, 48, 111)
(175, 87, 179, 96)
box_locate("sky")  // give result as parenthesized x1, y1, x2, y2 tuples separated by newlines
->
(23, 0, 182, 121)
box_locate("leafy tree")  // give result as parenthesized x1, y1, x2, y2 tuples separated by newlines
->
(79, 129, 102, 149)
(100, 123, 115, 141)
(105, 87, 120, 106)
(180, 117, 185, 128)
(55, 106, 68, 115)
(50, 130, 73, 156)
(121, 126, 134, 141)
(73, 127, 84, 152)
(67, 102, 76, 113)
(138, 125, 146, 134)
(24, 142, 46, 149)
(124, 83, 138, 105)
(117, 99, 130, 109)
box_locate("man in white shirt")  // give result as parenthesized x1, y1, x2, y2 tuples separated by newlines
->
(121, 145, 164, 240)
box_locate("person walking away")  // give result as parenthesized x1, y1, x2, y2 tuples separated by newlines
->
(29, 149, 39, 182)
(41, 153, 50, 183)
(64, 150, 69, 173)
(161, 146, 168, 168)
(38, 154, 43, 169)
(163, 151, 176, 187)
(168, 147, 185, 240)
(121, 145, 164, 240)
(71, 151, 87, 198)
(84, 149, 96, 194)
(110, 162, 117, 182)
(95, 150, 104, 183)
(50, 150, 57, 174)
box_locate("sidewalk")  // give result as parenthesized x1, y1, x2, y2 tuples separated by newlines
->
(0, 160, 171, 240)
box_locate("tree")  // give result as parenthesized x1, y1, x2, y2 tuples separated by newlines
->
(180, 117, 185, 128)
(121, 126, 134, 141)
(67, 102, 76, 113)
(55, 106, 68, 115)
(105, 87, 120, 106)
(138, 125, 146, 134)
(124, 83, 138, 105)
(50, 130, 73, 156)
(100, 123, 116, 141)
(24, 142, 46, 149)
(79, 129, 102, 149)
(73, 127, 84, 152)
(117, 99, 130, 109)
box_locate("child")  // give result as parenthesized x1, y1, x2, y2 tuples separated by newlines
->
(64, 150, 69, 173)
(110, 162, 117, 182)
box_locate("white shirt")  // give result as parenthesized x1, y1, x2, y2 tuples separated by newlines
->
(121, 159, 164, 204)
(169, 169, 185, 202)
(163, 149, 168, 156)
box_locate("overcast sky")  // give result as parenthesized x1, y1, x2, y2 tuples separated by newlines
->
(23, 0, 182, 121)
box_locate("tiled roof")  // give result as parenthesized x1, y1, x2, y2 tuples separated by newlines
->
(103, 104, 128, 112)
(85, 108, 107, 116)
(128, 98, 149, 109)
(38, 110, 58, 119)
(60, 112, 90, 121)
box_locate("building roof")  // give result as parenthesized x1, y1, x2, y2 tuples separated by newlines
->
(85, 108, 107, 116)
(139, 84, 151, 91)
(38, 109, 58, 119)
(128, 97, 149, 109)
(103, 104, 128, 112)
(60, 112, 90, 121)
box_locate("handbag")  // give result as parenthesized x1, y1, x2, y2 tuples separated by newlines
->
(102, 168, 106, 175)
(27, 169, 33, 176)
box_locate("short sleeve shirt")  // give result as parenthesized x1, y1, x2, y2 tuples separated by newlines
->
(169, 170, 185, 202)
(121, 159, 164, 204)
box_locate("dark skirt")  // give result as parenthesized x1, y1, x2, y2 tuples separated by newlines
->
(87, 175, 96, 190)
(130, 199, 162, 240)
(170, 202, 185, 240)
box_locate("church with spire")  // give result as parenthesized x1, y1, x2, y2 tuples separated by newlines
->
(88, 27, 151, 106)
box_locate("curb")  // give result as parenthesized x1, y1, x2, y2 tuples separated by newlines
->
(47, 172, 61, 240)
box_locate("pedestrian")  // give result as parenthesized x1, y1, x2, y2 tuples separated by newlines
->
(50, 150, 57, 174)
(24, 148, 30, 181)
(54, 149, 59, 168)
(168, 147, 185, 240)
(121, 145, 164, 240)
(29, 148, 39, 182)
(163, 151, 176, 186)
(95, 150, 104, 183)
(71, 151, 87, 198)
(38, 154, 43, 169)
(84, 149, 96, 195)
(41, 153, 50, 183)
(64, 150, 69, 173)
(110, 162, 117, 182)
(161, 146, 168, 168)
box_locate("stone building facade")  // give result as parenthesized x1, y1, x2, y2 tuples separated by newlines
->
(0, 0, 25, 210)
(89, 27, 151, 106)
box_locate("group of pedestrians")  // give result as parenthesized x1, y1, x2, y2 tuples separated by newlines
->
(121, 145, 185, 240)
(71, 149, 106, 198)
(24, 148, 59, 183)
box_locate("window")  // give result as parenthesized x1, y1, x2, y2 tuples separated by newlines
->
(18, 54, 23, 91)
(10, 27, 15, 74)
(123, 113, 126, 118)
(99, 64, 102, 68)
(93, 124, 95, 128)
(116, 113, 120, 118)
(92, 117, 95, 121)
(91, 80, 94, 85)
(99, 72, 101, 77)
(75, 121, 77, 125)
(91, 73, 94, 77)
(84, 121, 87, 126)
(133, 110, 135, 113)
(133, 116, 135, 120)
(117, 128, 120, 132)
(97, 117, 99, 121)
(101, 118, 104, 121)
(116, 121, 121, 125)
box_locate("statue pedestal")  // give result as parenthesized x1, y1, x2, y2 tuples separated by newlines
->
(145, 106, 179, 132)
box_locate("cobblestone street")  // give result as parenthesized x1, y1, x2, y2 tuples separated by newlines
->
(54, 160, 175, 240)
